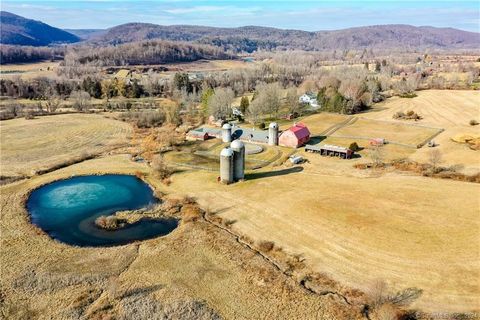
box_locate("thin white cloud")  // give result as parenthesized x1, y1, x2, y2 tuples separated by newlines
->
(164, 6, 229, 14)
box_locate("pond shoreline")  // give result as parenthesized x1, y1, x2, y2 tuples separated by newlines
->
(25, 174, 178, 247)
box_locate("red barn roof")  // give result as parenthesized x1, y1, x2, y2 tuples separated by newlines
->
(289, 123, 310, 140)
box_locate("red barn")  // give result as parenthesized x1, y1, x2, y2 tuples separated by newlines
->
(279, 123, 311, 148)
(186, 128, 210, 141)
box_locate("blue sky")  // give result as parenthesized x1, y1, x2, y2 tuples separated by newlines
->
(1, 1, 479, 31)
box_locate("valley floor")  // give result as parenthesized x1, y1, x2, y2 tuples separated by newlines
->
(1, 89, 479, 318)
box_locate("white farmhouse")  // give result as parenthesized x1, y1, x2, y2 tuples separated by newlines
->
(299, 92, 319, 109)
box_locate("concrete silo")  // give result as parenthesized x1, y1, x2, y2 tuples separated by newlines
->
(230, 140, 245, 181)
(222, 123, 232, 143)
(219, 147, 234, 184)
(268, 122, 279, 146)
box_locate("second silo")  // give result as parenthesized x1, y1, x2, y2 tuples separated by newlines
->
(222, 123, 232, 143)
(268, 122, 279, 146)
(219, 147, 234, 184)
(230, 140, 245, 181)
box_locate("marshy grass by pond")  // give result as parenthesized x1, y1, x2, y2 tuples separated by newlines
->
(1, 155, 361, 319)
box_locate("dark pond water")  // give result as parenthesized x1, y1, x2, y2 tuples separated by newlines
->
(26, 175, 178, 247)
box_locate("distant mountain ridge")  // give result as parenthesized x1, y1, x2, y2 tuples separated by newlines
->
(0, 11, 79, 46)
(64, 28, 106, 40)
(1, 11, 479, 51)
(88, 23, 480, 51)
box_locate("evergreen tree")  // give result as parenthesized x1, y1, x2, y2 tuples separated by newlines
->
(316, 88, 328, 108)
(173, 73, 190, 91)
(200, 87, 214, 116)
(127, 80, 143, 98)
(239, 96, 249, 114)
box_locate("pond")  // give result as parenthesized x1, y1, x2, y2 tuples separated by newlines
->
(26, 175, 178, 247)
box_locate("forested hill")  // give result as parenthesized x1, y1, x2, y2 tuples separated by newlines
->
(1, 11, 478, 51)
(90, 23, 480, 52)
(0, 11, 79, 46)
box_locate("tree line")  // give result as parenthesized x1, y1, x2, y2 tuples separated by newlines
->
(0, 45, 64, 64)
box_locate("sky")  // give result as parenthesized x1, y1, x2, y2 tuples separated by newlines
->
(1, 0, 479, 32)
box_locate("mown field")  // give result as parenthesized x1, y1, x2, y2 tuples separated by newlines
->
(365, 90, 480, 127)
(330, 118, 442, 147)
(162, 90, 480, 313)
(364, 90, 480, 173)
(1, 89, 479, 317)
(0, 114, 132, 177)
(166, 162, 480, 313)
(0, 155, 360, 320)
(0, 61, 60, 79)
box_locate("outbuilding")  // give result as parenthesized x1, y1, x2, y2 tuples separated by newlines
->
(305, 144, 353, 159)
(186, 128, 213, 141)
(279, 123, 311, 148)
(369, 138, 386, 146)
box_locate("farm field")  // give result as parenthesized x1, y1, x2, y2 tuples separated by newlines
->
(364, 90, 480, 127)
(163, 59, 251, 72)
(330, 117, 442, 147)
(0, 155, 359, 320)
(0, 61, 60, 79)
(363, 90, 480, 173)
(0, 114, 132, 177)
(165, 164, 480, 313)
(1, 89, 479, 317)
(280, 113, 350, 136)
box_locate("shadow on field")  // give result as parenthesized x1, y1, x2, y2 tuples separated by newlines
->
(245, 166, 304, 180)
(209, 206, 236, 216)
(307, 136, 327, 145)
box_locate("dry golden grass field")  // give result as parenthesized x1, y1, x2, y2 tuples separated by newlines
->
(1, 89, 479, 318)
(160, 90, 480, 313)
(280, 113, 350, 135)
(330, 118, 441, 147)
(165, 162, 480, 313)
(0, 61, 60, 79)
(145, 59, 250, 75)
(365, 90, 479, 127)
(364, 90, 480, 173)
(0, 155, 360, 319)
(0, 114, 132, 177)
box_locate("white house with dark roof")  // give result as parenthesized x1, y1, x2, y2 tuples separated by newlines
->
(299, 92, 319, 109)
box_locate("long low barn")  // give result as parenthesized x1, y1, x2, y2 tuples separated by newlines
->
(305, 144, 353, 159)
(187, 126, 271, 144)
(186, 127, 221, 140)
(232, 127, 270, 144)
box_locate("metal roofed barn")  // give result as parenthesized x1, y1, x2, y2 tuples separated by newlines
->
(279, 123, 311, 148)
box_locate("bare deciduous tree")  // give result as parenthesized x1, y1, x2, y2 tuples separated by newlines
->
(246, 97, 265, 125)
(70, 90, 91, 111)
(45, 95, 62, 113)
(208, 87, 234, 119)
(428, 149, 442, 172)
(285, 86, 300, 114)
(164, 102, 181, 125)
(254, 82, 281, 117)
(368, 145, 384, 167)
